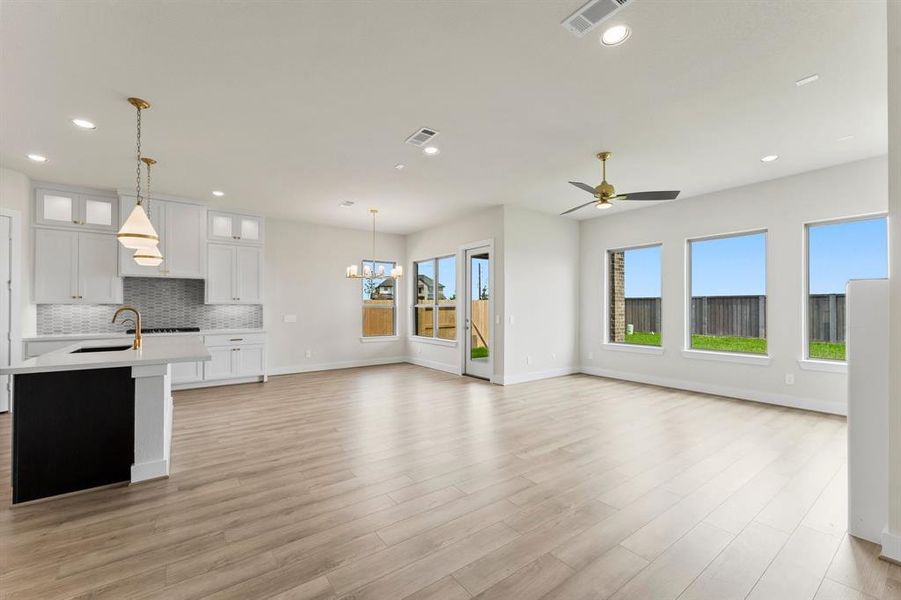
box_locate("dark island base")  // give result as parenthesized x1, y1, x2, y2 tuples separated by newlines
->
(12, 367, 135, 504)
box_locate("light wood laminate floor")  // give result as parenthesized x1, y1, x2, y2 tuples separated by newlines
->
(1, 365, 898, 599)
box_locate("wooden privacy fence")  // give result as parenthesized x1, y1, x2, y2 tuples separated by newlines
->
(808, 294, 846, 342)
(363, 299, 490, 344)
(625, 294, 846, 341)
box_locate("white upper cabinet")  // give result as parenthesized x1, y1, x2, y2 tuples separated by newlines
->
(205, 243, 262, 305)
(164, 201, 205, 278)
(118, 196, 206, 278)
(34, 228, 122, 304)
(35, 188, 118, 232)
(78, 232, 123, 303)
(208, 211, 263, 244)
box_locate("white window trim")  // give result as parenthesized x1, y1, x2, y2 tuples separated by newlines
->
(412, 255, 457, 342)
(798, 359, 847, 374)
(684, 228, 770, 359)
(800, 212, 888, 364)
(682, 349, 771, 366)
(360, 258, 397, 339)
(409, 335, 457, 347)
(603, 342, 664, 355)
(603, 242, 664, 350)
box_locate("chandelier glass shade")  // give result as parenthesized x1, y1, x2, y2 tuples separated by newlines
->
(133, 244, 163, 266)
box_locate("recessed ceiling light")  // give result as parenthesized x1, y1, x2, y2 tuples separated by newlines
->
(71, 118, 96, 129)
(760, 154, 779, 163)
(795, 74, 819, 87)
(27, 153, 47, 162)
(601, 24, 631, 46)
(212, 190, 225, 197)
(423, 146, 440, 156)
(394, 163, 405, 170)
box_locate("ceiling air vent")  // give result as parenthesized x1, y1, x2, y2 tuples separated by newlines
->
(561, 0, 633, 38)
(405, 127, 439, 147)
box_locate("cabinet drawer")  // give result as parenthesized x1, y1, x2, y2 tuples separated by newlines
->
(204, 333, 266, 347)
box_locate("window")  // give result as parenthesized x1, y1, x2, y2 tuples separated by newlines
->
(806, 216, 887, 361)
(361, 260, 396, 337)
(689, 231, 767, 355)
(414, 255, 457, 340)
(608, 245, 662, 346)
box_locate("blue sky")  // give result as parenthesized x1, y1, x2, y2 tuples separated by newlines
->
(808, 217, 887, 294)
(623, 217, 887, 298)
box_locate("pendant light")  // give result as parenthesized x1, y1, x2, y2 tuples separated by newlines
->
(345, 209, 403, 279)
(117, 97, 160, 250)
(133, 157, 164, 266)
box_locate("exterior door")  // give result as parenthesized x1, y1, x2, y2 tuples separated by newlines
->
(464, 246, 492, 379)
(0, 216, 10, 412)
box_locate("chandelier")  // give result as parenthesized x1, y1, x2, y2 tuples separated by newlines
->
(345, 209, 403, 279)
(117, 97, 160, 252)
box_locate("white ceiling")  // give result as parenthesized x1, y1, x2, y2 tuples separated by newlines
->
(0, 1, 887, 234)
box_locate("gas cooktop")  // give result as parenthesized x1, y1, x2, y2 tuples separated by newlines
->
(125, 327, 201, 334)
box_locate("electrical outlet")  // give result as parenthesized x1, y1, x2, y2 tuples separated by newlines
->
(526, 355, 532, 365)
(305, 349, 312, 359)
(283, 314, 297, 323)
(785, 374, 795, 385)
(417, 346, 422, 355)
(509, 315, 515, 325)
(551, 352, 557, 359)
(495, 315, 500, 325)
(588, 351, 594, 360)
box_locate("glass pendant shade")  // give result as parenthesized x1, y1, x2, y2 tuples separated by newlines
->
(133, 244, 163, 266)
(118, 203, 159, 249)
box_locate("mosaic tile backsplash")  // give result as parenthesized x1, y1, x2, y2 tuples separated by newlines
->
(37, 278, 263, 335)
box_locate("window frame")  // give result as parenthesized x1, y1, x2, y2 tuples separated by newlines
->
(360, 258, 397, 339)
(412, 254, 457, 341)
(801, 212, 888, 365)
(684, 228, 769, 359)
(603, 242, 664, 353)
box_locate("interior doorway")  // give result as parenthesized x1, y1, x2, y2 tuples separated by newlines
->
(0, 211, 15, 413)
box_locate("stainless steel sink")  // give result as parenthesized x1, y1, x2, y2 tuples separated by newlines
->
(70, 345, 133, 354)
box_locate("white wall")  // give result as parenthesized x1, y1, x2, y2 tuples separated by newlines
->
(580, 156, 888, 415)
(264, 218, 406, 374)
(502, 206, 580, 383)
(885, 0, 901, 562)
(0, 167, 35, 337)
(404, 206, 505, 378)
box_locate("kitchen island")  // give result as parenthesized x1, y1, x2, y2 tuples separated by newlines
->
(0, 336, 210, 504)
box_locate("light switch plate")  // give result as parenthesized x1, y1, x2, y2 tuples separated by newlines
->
(283, 314, 297, 323)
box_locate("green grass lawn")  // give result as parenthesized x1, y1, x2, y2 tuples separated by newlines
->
(471, 346, 489, 359)
(809, 341, 846, 361)
(623, 331, 768, 354)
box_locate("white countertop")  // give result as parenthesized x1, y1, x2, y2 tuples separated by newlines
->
(23, 329, 266, 342)
(2, 336, 212, 375)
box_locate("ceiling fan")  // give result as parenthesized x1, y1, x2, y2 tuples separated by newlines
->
(561, 151, 680, 215)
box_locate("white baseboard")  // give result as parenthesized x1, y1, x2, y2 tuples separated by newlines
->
(268, 356, 406, 376)
(404, 356, 461, 375)
(882, 529, 901, 564)
(131, 459, 169, 483)
(579, 365, 846, 416)
(173, 376, 265, 390)
(498, 367, 579, 386)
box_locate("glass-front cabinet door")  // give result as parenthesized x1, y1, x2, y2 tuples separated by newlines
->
(208, 211, 263, 243)
(35, 188, 118, 232)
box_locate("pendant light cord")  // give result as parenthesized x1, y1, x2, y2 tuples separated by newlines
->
(135, 106, 143, 206)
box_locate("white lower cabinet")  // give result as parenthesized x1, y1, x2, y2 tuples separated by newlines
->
(199, 333, 267, 385)
(170, 360, 203, 385)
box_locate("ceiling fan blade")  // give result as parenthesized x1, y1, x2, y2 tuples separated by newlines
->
(560, 200, 598, 216)
(617, 190, 681, 201)
(569, 181, 598, 195)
